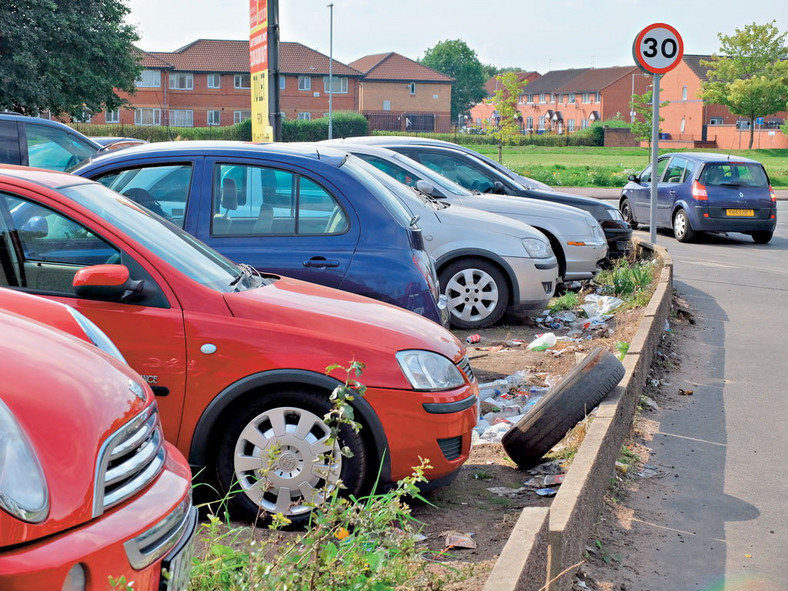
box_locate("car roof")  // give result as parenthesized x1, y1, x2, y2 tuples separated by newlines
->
(0, 163, 94, 190)
(81, 140, 351, 169)
(665, 152, 762, 165)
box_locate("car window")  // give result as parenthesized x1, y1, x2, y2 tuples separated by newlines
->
(639, 158, 669, 184)
(353, 154, 419, 188)
(211, 163, 349, 236)
(93, 164, 193, 228)
(340, 157, 415, 228)
(0, 121, 21, 166)
(407, 151, 498, 193)
(663, 157, 688, 183)
(699, 162, 768, 188)
(25, 124, 97, 172)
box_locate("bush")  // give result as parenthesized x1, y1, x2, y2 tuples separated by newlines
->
(282, 111, 368, 142)
(372, 129, 602, 147)
(70, 119, 252, 142)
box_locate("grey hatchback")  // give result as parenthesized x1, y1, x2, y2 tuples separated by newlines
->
(620, 153, 777, 243)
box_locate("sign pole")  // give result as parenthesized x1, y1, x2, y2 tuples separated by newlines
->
(649, 73, 660, 244)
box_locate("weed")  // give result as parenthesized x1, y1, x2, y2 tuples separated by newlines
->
(472, 469, 494, 480)
(548, 291, 580, 313)
(616, 341, 630, 360)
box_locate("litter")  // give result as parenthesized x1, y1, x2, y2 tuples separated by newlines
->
(443, 531, 476, 550)
(487, 486, 525, 496)
(641, 396, 660, 411)
(678, 388, 694, 396)
(535, 487, 558, 497)
(580, 294, 624, 316)
(527, 332, 557, 351)
(542, 473, 566, 486)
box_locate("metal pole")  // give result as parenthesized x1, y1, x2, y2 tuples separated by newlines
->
(630, 73, 635, 123)
(649, 73, 660, 244)
(327, 3, 333, 139)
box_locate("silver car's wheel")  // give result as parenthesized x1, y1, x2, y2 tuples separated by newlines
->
(216, 390, 366, 524)
(440, 258, 509, 329)
(673, 208, 695, 243)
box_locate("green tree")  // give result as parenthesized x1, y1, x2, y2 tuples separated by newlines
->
(420, 39, 487, 121)
(482, 64, 525, 80)
(629, 89, 669, 147)
(0, 0, 141, 117)
(699, 21, 788, 149)
(489, 72, 528, 162)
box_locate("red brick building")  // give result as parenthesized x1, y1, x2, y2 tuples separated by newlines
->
(470, 71, 541, 129)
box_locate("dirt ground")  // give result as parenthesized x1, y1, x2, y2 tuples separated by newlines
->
(402, 300, 651, 589)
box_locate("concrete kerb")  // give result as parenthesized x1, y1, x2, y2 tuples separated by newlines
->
(482, 238, 673, 591)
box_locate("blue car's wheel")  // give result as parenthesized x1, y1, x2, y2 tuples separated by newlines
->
(673, 208, 695, 243)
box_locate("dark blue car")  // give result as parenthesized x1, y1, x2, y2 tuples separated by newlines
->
(620, 152, 777, 243)
(73, 141, 446, 324)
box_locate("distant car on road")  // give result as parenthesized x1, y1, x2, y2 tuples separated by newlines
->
(0, 112, 101, 171)
(90, 136, 150, 151)
(620, 152, 777, 243)
(325, 136, 632, 261)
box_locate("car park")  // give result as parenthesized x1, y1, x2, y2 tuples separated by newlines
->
(323, 142, 607, 283)
(619, 152, 777, 243)
(353, 157, 559, 328)
(73, 141, 446, 325)
(0, 112, 102, 171)
(0, 165, 479, 524)
(325, 137, 632, 261)
(0, 308, 195, 591)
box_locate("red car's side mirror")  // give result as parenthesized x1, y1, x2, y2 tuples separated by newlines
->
(73, 265, 144, 302)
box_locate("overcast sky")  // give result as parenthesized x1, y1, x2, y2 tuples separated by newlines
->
(126, 0, 786, 72)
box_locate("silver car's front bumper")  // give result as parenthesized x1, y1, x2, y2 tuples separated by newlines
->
(503, 255, 559, 313)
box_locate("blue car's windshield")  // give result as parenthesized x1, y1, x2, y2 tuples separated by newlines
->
(60, 182, 263, 292)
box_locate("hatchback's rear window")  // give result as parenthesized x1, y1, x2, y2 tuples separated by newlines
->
(700, 163, 768, 188)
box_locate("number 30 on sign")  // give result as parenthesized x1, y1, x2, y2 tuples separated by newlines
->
(632, 23, 684, 74)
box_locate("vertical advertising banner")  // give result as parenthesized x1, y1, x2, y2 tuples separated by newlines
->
(250, 0, 273, 142)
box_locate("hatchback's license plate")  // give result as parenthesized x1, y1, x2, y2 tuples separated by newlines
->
(727, 209, 754, 217)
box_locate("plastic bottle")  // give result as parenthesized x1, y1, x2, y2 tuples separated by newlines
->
(526, 332, 557, 351)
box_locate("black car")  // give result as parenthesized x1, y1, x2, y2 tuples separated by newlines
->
(0, 112, 102, 171)
(327, 138, 633, 261)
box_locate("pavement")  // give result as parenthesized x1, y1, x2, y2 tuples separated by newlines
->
(562, 187, 788, 200)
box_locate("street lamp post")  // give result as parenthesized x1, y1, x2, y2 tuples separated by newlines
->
(327, 3, 334, 139)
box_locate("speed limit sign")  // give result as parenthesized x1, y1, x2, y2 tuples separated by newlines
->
(633, 23, 684, 74)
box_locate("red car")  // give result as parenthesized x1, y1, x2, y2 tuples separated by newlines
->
(0, 165, 479, 524)
(0, 306, 195, 590)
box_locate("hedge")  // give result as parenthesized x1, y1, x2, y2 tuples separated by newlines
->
(70, 119, 252, 142)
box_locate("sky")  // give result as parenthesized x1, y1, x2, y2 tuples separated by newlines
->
(126, 0, 786, 72)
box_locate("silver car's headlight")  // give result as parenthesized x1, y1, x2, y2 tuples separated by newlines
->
(67, 307, 127, 364)
(0, 400, 49, 523)
(607, 209, 624, 221)
(522, 237, 553, 258)
(396, 350, 465, 391)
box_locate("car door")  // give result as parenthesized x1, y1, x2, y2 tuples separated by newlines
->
(191, 158, 359, 288)
(395, 148, 513, 195)
(631, 157, 669, 223)
(0, 188, 188, 443)
(657, 156, 689, 226)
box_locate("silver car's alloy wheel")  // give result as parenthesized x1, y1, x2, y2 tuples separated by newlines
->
(233, 406, 341, 517)
(440, 258, 509, 329)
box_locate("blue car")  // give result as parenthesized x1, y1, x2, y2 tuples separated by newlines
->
(73, 141, 447, 324)
(620, 152, 777, 243)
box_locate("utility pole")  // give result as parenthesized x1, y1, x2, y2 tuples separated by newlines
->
(327, 3, 333, 139)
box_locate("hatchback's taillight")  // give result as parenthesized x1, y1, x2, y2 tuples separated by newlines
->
(769, 185, 777, 203)
(692, 180, 708, 200)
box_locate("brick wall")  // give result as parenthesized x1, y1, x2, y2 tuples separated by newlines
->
(604, 127, 638, 147)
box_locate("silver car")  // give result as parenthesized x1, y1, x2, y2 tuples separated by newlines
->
(323, 142, 607, 283)
(354, 159, 559, 329)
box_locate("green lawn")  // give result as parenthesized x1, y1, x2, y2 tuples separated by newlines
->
(460, 145, 788, 188)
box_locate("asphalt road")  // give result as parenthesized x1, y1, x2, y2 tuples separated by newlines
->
(608, 203, 788, 589)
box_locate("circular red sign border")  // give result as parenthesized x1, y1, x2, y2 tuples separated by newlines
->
(633, 23, 684, 74)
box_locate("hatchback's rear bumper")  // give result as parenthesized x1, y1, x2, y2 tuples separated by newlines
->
(691, 206, 776, 233)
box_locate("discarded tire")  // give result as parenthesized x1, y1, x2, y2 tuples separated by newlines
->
(502, 347, 625, 469)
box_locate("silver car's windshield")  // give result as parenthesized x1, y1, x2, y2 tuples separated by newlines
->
(60, 182, 264, 291)
(387, 152, 471, 197)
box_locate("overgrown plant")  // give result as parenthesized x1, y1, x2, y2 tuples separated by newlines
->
(189, 362, 467, 591)
(594, 257, 659, 309)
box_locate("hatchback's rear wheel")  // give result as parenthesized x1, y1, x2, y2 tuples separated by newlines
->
(216, 389, 367, 524)
(440, 258, 509, 330)
(673, 208, 695, 243)
(751, 231, 773, 244)
(619, 198, 639, 230)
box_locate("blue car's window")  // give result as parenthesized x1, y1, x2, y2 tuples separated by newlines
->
(211, 164, 348, 236)
(0, 121, 21, 166)
(340, 156, 414, 227)
(699, 163, 768, 188)
(93, 164, 193, 228)
(25, 124, 97, 172)
(59, 182, 252, 292)
(664, 157, 689, 183)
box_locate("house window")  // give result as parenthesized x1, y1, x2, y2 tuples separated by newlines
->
(135, 108, 161, 126)
(409, 82, 416, 95)
(207, 73, 221, 89)
(538, 116, 545, 131)
(595, 92, 601, 103)
(207, 110, 221, 126)
(105, 109, 120, 124)
(234, 74, 251, 89)
(526, 94, 533, 104)
(297, 112, 311, 121)
(569, 92, 576, 102)
(169, 109, 193, 127)
(169, 73, 194, 90)
(568, 119, 575, 132)
(682, 86, 688, 100)
(526, 116, 533, 131)
(323, 76, 348, 94)
(74, 109, 91, 123)
(135, 69, 161, 88)
(709, 117, 724, 125)
(539, 93, 546, 104)
(581, 118, 589, 129)
(383, 100, 391, 111)
(279, 76, 285, 90)
(582, 92, 591, 103)
(680, 117, 686, 133)
(298, 76, 311, 91)
(562, 94, 568, 103)
(233, 111, 251, 123)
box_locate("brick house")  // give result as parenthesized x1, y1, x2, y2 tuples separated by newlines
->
(348, 52, 454, 133)
(469, 72, 541, 129)
(656, 54, 788, 149)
